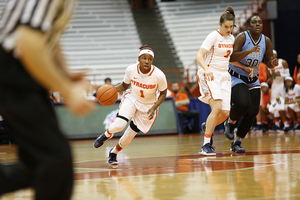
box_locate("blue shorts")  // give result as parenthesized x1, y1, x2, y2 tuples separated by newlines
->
(231, 75, 260, 89)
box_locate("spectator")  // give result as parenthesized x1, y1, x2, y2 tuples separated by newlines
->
(170, 82, 200, 133)
(284, 76, 300, 131)
(105, 77, 112, 85)
(267, 50, 291, 132)
(293, 54, 300, 84)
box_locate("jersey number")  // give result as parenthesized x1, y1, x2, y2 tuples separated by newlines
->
(246, 58, 259, 67)
(224, 50, 231, 58)
(140, 90, 145, 98)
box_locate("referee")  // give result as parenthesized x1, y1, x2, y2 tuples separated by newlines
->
(0, 0, 95, 199)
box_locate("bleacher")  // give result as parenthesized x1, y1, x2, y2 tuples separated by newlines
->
(62, 0, 141, 86)
(155, 0, 253, 82)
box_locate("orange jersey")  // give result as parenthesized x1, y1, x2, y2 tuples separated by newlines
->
(258, 63, 268, 83)
(262, 89, 271, 108)
(293, 66, 300, 85)
(170, 92, 189, 111)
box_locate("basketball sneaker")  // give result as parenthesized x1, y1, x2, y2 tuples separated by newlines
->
(108, 148, 118, 165)
(230, 141, 245, 153)
(224, 118, 235, 140)
(201, 122, 214, 145)
(93, 133, 112, 148)
(198, 143, 216, 156)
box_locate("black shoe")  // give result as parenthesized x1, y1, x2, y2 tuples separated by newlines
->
(230, 141, 245, 153)
(262, 124, 268, 133)
(93, 133, 112, 148)
(224, 118, 235, 140)
(198, 143, 216, 156)
(201, 122, 214, 145)
(108, 148, 118, 165)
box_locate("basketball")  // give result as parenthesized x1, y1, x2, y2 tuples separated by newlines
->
(96, 85, 118, 106)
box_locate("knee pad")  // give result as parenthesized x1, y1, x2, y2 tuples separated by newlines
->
(130, 121, 140, 132)
(108, 116, 128, 133)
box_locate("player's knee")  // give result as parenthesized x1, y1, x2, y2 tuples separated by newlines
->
(109, 116, 128, 133)
(130, 121, 140, 133)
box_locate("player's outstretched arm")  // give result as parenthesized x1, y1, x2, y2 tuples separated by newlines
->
(16, 25, 96, 116)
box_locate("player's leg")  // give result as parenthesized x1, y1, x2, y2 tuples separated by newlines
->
(108, 121, 140, 164)
(231, 88, 260, 153)
(94, 98, 136, 148)
(199, 99, 222, 156)
(224, 83, 251, 140)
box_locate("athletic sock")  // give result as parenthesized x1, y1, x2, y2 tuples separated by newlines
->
(104, 130, 112, 138)
(203, 134, 212, 145)
(112, 145, 121, 154)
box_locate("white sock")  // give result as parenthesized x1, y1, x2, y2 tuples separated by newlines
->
(111, 146, 120, 154)
(104, 130, 112, 138)
(203, 135, 211, 145)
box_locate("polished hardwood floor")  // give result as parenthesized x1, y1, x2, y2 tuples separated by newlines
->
(1, 130, 300, 200)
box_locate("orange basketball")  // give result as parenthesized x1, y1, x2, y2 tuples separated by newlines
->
(96, 85, 118, 106)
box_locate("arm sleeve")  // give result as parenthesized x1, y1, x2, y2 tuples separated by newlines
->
(281, 68, 291, 78)
(201, 31, 217, 51)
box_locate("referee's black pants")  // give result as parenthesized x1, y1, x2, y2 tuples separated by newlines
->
(0, 48, 73, 200)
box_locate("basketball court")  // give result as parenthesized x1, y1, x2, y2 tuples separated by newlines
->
(1, 131, 300, 200)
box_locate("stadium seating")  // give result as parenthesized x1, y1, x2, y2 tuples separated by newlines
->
(155, 0, 253, 82)
(61, 0, 141, 85)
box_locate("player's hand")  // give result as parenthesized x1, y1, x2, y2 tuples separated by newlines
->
(249, 45, 260, 54)
(147, 107, 155, 120)
(63, 80, 96, 116)
(244, 67, 254, 78)
(204, 68, 214, 81)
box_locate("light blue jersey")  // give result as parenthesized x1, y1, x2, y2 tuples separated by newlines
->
(229, 31, 266, 77)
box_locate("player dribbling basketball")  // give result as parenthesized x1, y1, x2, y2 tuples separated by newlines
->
(93, 44, 167, 165)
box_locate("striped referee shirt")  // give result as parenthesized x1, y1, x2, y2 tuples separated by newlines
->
(0, 0, 75, 53)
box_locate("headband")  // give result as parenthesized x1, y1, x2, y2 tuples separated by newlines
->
(285, 76, 293, 81)
(261, 82, 269, 88)
(139, 49, 154, 58)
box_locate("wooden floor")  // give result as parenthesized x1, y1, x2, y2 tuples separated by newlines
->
(1, 130, 300, 200)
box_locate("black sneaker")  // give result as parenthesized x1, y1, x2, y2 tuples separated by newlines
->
(93, 133, 112, 148)
(224, 118, 235, 140)
(108, 148, 118, 165)
(198, 143, 216, 156)
(201, 122, 214, 145)
(230, 141, 245, 153)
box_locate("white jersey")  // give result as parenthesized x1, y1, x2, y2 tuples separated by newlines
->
(286, 84, 300, 102)
(271, 59, 290, 84)
(201, 30, 235, 72)
(123, 62, 167, 104)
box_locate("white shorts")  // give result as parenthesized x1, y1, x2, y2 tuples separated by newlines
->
(197, 68, 231, 111)
(118, 95, 157, 134)
(286, 103, 300, 112)
(271, 81, 285, 101)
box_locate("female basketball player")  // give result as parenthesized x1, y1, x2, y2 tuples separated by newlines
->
(224, 15, 277, 153)
(93, 44, 167, 165)
(196, 6, 236, 155)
